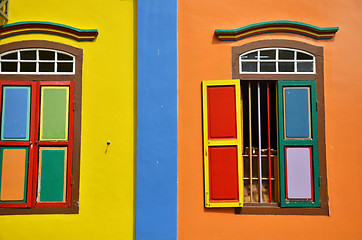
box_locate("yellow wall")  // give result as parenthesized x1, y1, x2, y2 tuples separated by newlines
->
(0, 0, 136, 239)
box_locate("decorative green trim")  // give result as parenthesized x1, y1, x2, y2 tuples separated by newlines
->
(215, 20, 339, 41)
(0, 21, 98, 42)
(277, 81, 320, 208)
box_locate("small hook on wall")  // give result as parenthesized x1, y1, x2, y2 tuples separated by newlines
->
(105, 140, 111, 153)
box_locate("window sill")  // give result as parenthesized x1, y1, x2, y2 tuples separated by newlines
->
(0, 205, 79, 215)
(235, 203, 329, 216)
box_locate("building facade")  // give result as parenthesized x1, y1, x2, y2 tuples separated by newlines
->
(0, 0, 361, 239)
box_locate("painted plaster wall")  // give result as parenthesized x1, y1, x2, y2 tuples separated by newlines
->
(178, 0, 362, 239)
(0, 0, 135, 239)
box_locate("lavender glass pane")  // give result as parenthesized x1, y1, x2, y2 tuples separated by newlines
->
(286, 147, 312, 199)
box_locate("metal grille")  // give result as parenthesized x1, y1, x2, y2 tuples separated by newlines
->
(242, 81, 278, 203)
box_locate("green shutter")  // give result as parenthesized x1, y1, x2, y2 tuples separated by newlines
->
(277, 81, 320, 207)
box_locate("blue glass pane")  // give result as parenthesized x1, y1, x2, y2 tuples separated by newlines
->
(1, 87, 30, 140)
(284, 88, 310, 138)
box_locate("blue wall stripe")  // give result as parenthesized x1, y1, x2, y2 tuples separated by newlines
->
(136, 1, 178, 240)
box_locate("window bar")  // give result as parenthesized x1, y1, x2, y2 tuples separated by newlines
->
(55, 51, 58, 73)
(257, 82, 262, 203)
(248, 82, 252, 202)
(17, 51, 20, 73)
(36, 50, 39, 73)
(294, 51, 297, 73)
(267, 83, 272, 203)
(276, 49, 279, 73)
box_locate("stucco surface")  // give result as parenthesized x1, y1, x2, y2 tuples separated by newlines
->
(0, 0, 136, 239)
(178, 0, 362, 239)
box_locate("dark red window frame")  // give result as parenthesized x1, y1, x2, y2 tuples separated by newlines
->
(0, 81, 74, 208)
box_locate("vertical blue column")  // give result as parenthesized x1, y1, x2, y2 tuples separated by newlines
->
(137, 1, 177, 240)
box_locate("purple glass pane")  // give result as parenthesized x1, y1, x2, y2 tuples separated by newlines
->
(286, 147, 312, 199)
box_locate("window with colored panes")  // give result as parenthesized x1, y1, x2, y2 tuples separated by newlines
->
(202, 41, 328, 214)
(0, 43, 81, 214)
(0, 82, 73, 206)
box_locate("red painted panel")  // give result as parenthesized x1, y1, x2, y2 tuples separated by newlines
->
(209, 146, 239, 201)
(207, 86, 237, 139)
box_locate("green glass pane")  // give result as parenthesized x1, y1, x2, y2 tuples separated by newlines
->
(39, 148, 66, 202)
(40, 87, 69, 140)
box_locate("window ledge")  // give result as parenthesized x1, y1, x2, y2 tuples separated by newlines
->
(0, 205, 79, 215)
(235, 203, 329, 216)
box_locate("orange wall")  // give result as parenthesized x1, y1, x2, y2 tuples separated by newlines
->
(178, 0, 362, 239)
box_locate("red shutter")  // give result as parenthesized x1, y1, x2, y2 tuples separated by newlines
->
(202, 80, 243, 207)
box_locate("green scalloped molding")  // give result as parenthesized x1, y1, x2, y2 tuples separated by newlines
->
(215, 20, 339, 41)
(0, 21, 98, 41)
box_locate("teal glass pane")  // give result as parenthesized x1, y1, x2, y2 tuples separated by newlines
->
(38, 148, 67, 202)
(284, 87, 311, 138)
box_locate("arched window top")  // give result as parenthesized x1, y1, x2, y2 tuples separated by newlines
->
(239, 48, 315, 74)
(0, 49, 75, 74)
